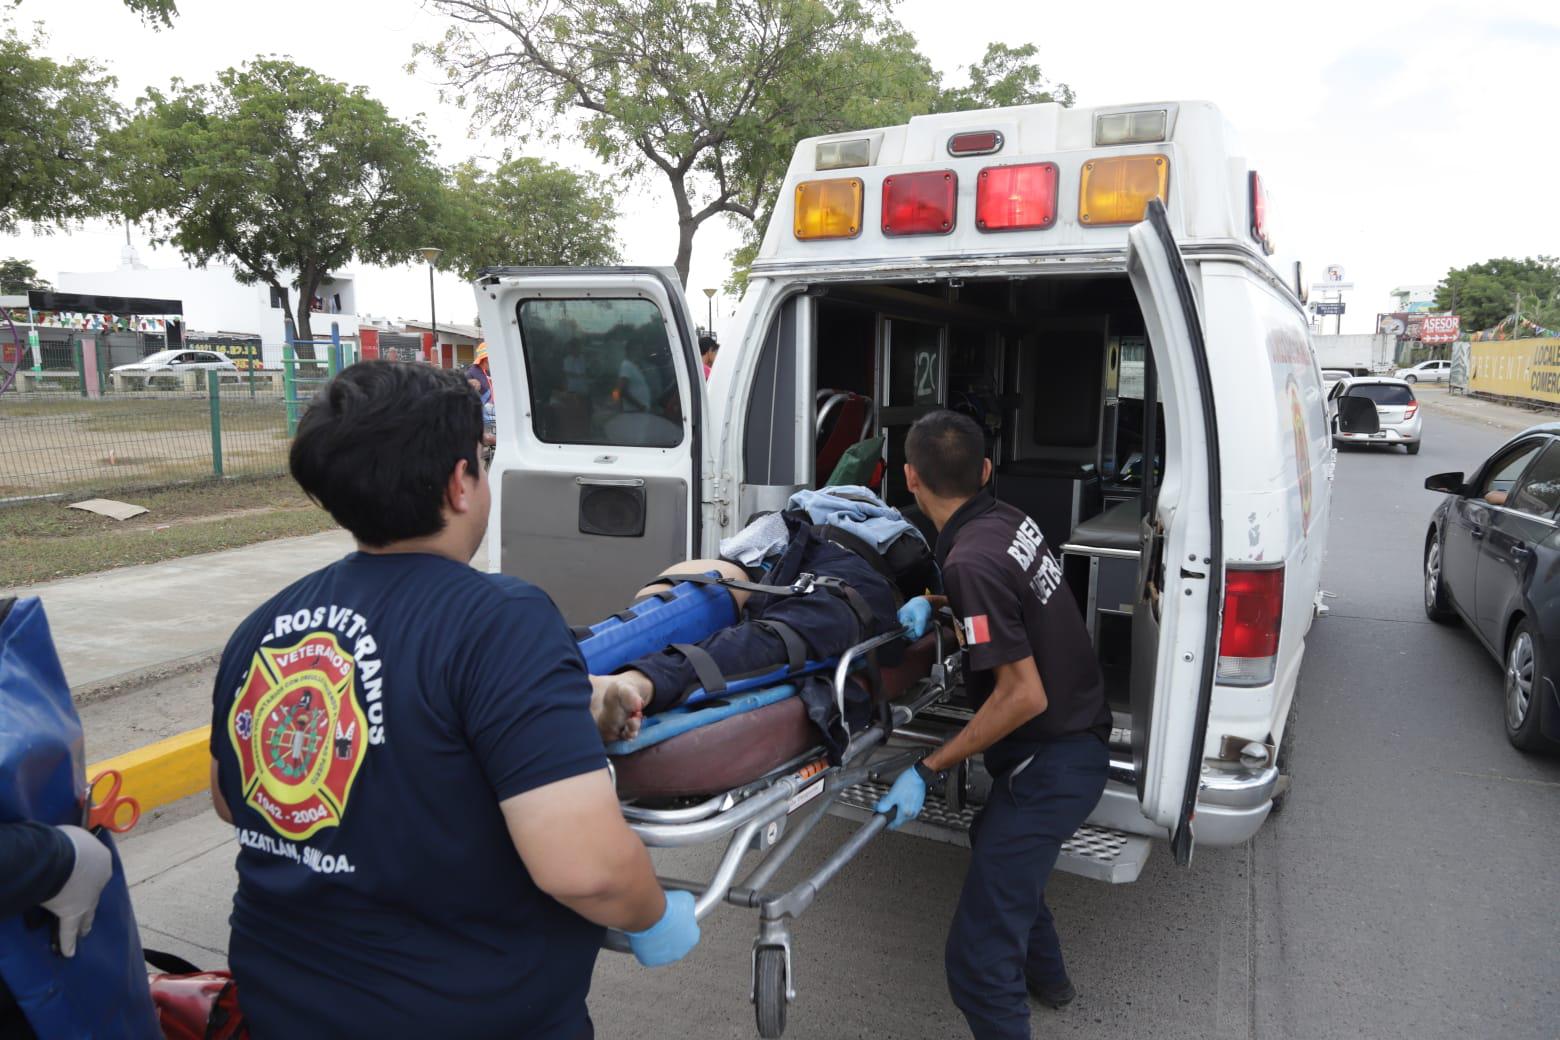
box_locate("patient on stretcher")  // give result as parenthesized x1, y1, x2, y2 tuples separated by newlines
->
(582, 490, 939, 748)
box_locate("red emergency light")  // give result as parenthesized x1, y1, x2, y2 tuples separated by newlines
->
(1249, 171, 1274, 255)
(975, 162, 1058, 232)
(882, 170, 957, 236)
(947, 130, 1004, 157)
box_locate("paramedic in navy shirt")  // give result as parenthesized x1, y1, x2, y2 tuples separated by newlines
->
(877, 410, 1111, 1040)
(207, 361, 697, 1039)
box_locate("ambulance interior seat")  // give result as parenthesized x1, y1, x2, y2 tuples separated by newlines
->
(815, 390, 876, 484)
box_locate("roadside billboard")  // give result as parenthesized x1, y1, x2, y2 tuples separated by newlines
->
(1469, 338, 1560, 403)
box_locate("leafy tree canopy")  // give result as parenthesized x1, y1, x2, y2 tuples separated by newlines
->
(0, 24, 122, 233)
(420, 0, 1062, 286)
(0, 258, 51, 295)
(116, 58, 447, 346)
(441, 158, 621, 280)
(1435, 256, 1560, 335)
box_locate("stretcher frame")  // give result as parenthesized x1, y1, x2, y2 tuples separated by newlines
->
(604, 625, 956, 1038)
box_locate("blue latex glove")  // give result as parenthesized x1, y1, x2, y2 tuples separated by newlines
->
(898, 596, 933, 640)
(874, 763, 927, 830)
(627, 889, 700, 967)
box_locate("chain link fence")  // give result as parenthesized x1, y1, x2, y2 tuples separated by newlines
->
(0, 373, 296, 501)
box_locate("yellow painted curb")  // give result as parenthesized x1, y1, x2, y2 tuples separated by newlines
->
(87, 725, 211, 819)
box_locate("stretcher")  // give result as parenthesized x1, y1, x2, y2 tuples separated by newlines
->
(601, 622, 957, 1038)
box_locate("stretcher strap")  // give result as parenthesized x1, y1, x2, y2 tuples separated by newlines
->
(658, 570, 876, 634)
(669, 642, 727, 698)
(751, 618, 808, 674)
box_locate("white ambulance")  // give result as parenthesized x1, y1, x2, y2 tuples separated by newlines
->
(478, 100, 1329, 878)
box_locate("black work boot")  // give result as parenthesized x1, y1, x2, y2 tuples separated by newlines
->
(1025, 973, 1076, 1010)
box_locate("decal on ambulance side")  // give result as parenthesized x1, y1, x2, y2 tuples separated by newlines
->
(228, 632, 368, 840)
(1287, 377, 1312, 533)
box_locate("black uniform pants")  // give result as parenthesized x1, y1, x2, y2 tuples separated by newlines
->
(944, 734, 1108, 1040)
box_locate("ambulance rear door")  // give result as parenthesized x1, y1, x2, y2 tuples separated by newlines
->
(477, 267, 711, 624)
(1125, 201, 1225, 865)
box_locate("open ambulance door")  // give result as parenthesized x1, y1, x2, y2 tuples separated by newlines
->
(1125, 201, 1224, 866)
(476, 268, 710, 625)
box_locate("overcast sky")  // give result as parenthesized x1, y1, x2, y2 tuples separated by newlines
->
(4, 0, 1556, 337)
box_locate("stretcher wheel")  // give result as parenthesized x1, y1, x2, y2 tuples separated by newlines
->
(754, 947, 788, 1038)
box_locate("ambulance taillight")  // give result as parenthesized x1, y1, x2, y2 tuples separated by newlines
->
(976, 163, 1058, 232)
(882, 171, 957, 236)
(947, 131, 1004, 157)
(1217, 566, 1285, 686)
(1079, 155, 1169, 226)
(794, 178, 864, 240)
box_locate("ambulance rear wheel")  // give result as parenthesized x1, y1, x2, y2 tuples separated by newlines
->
(754, 947, 788, 1038)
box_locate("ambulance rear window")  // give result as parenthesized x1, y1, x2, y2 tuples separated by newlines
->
(516, 298, 684, 448)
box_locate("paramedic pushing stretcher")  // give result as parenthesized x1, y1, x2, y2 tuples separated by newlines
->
(876, 410, 1112, 1039)
(207, 362, 697, 1039)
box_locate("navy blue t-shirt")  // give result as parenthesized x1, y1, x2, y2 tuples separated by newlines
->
(209, 552, 606, 1038)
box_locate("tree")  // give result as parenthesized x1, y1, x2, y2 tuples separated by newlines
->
(1436, 257, 1560, 336)
(441, 158, 621, 280)
(121, 0, 178, 26)
(420, 0, 949, 285)
(0, 24, 122, 233)
(116, 59, 447, 347)
(934, 43, 1074, 112)
(0, 258, 51, 295)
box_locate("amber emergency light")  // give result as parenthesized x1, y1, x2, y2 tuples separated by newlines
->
(794, 178, 863, 240)
(1078, 154, 1169, 226)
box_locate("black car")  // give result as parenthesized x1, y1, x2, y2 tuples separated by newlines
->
(1424, 424, 1560, 752)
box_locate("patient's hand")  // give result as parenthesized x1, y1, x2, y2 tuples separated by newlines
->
(590, 672, 652, 743)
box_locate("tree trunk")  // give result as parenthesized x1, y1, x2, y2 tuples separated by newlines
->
(293, 269, 326, 361)
(272, 281, 314, 362)
(669, 173, 695, 287)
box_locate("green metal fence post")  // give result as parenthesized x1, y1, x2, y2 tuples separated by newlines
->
(208, 369, 224, 477)
(248, 354, 256, 399)
(283, 342, 298, 436)
(74, 339, 86, 398)
(328, 323, 342, 377)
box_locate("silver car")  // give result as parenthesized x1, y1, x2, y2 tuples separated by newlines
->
(1393, 359, 1450, 384)
(1328, 376, 1422, 455)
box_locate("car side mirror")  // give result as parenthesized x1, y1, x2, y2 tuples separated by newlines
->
(1424, 471, 1465, 494)
(1336, 396, 1380, 435)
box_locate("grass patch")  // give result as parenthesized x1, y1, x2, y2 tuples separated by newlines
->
(0, 474, 337, 588)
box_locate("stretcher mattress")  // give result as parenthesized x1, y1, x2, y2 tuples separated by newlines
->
(612, 630, 944, 800)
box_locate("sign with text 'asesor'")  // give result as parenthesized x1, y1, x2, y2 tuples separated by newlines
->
(1469, 339, 1560, 403)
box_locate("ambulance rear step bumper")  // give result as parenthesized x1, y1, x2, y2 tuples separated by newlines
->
(831, 779, 1152, 884)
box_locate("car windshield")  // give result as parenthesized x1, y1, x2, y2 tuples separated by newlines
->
(1346, 384, 1413, 405)
(139, 350, 180, 364)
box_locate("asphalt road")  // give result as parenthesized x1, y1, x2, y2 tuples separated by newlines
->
(583, 401, 1560, 1039)
(112, 397, 1559, 1038)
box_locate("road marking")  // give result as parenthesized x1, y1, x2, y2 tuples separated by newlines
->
(1449, 770, 1560, 789)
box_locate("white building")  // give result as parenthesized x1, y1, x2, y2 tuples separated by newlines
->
(1387, 284, 1437, 314)
(57, 263, 359, 367)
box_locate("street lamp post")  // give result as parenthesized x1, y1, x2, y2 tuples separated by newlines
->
(702, 287, 716, 335)
(419, 247, 442, 364)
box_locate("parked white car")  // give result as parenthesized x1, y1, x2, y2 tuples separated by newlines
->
(1394, 359, 1450, 384)
(110, 349, 238, 376)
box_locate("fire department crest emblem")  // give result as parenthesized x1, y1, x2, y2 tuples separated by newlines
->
(228, 631, 367, 839)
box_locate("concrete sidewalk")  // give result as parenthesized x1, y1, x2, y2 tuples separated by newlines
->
(22, 529, 355, 694)
(1416, 385, 1558, 435)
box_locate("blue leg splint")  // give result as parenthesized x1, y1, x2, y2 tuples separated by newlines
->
(576, 576, 737, 676)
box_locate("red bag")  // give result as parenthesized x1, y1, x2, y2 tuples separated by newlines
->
(145, 950, 247, 1040)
